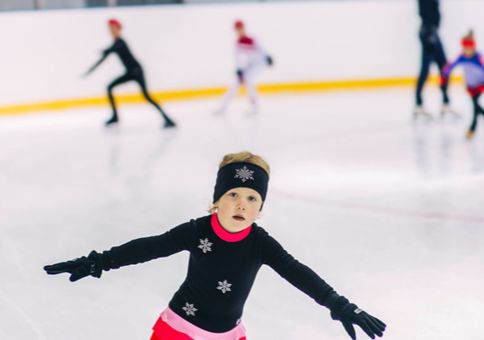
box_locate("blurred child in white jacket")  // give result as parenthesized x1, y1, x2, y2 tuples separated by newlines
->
(217, 21, 273, 114)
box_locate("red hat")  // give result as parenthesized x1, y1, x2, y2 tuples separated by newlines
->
(462, 38, 476, 48)
(234, 20, 244, 29)
(108, 19, 122, 29)
(462, 29, 475, 48)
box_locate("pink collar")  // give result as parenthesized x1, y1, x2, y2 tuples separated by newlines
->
(211, 213, 252, 242)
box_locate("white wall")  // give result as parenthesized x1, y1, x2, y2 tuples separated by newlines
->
(0, 0, 482, 107)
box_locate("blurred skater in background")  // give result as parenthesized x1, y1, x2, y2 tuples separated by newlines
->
(215, 20, 273, 115)
(414, 0, 459, 119)
(84, 19, 176, 128)
(443, 30, 484, 139)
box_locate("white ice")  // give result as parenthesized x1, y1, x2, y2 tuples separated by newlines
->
(0, 86, 483, 340)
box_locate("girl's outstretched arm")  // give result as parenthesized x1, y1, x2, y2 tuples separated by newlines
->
(441, 55, 465, 82)
(44, 221, 195, 282)
(83, 56, 107, 77)
(263, 236, 386, 339)
(329, 295, 386, 340)
(83, 40, 121, 77)
(44, 250, 104, 282)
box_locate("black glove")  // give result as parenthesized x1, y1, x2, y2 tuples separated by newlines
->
(236, 69, 244, 83)
(44, 251, 103, 282)
(331, 296, 386, 340)
(266, 55, 273, 66)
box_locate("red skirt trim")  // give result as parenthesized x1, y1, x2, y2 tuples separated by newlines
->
(150, 317, 193, 340)
(150, 308, 247, 340)
(467, 84, 484, 96)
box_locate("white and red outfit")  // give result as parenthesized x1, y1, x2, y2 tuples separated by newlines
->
(219, 36, 270, 111)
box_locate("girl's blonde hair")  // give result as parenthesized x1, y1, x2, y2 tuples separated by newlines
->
(464, 29, 474, 40)
(209, 151, 270, 214)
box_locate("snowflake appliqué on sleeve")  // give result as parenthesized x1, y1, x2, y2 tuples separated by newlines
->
(217, 280, 232, 294)
(234, 166, 254, 183)
(182, 302, 198, 316)
(198, 238, 212, 253)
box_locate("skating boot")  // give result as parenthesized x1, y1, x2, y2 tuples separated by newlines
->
(413, 105, 433, 120)
(213, 108, 225, 116)
(163, 119, 176, 129)
(246, 104, 258, 115)
(105, 116, 119, 126)
(441, 104, 460, 119)
(466, 130, 475, 140)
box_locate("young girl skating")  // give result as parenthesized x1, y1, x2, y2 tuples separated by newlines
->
(442, 30, 484, 139)
(84, 19, 176, 128)
(215, 21, 273, 115)
(44, 151, 386, 340)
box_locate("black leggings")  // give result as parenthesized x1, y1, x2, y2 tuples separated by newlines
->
(470, 93, 484, 132)
(108, 66, 171, 122)
(416, 30, 449, 106)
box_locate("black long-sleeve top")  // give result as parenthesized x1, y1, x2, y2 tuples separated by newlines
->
(102, 214, 338, 333)
(418, 0, 441, 29)
(87, 38, 140, 75)
(103, 38, 140, 71)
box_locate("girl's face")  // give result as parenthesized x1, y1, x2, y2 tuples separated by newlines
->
(463, 46, 476, 58)
(216, 187, 262, 233)
(235, 27, 245, 38)
(109, 25, 121, 39)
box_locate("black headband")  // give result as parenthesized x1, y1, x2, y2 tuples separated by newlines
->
(213, 162, 269, 204)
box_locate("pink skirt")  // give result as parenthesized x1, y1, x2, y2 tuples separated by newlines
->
(150, 307, 247, 340)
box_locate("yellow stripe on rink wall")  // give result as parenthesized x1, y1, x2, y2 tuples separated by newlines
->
(0, 75, 463, 116)
(0, 87, 228, 116)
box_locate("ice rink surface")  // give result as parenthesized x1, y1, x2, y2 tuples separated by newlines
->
(1, 86, 483, 340)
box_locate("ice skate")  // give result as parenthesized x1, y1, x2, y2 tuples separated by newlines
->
(246, 105, 258, 115)
(413, 105, 433, 120)
(441, 104, 460, 119)
(466, 130, 475, 139)
(213, 108, 225, 116)
(163, 119, 176, 129)
(105, 116, 119, 127)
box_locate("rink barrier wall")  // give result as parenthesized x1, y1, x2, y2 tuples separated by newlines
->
(0, 75, 462, 116)
(0, 0, 481, 115)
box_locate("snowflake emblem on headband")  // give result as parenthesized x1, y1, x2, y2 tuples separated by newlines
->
(235, 166, 254, 182)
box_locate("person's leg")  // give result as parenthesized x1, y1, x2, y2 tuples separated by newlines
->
(435, 35, 450, 105)
(468, 93, 481, 138)
(218, 80, 241, 113)
(416, 35, 433, 107)
(245, 78, 258, 110)
(134, 68, 175, 127)
(474, 92, 484, 124)
(474, 88, 484, 115)
(107, 73, 132, 124)
(244, 62, 265, 112)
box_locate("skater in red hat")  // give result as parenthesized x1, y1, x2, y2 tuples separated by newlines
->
(443, 30, 484, 139)
(215, 21, 273, 115)
(84, 19, 176, 128)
